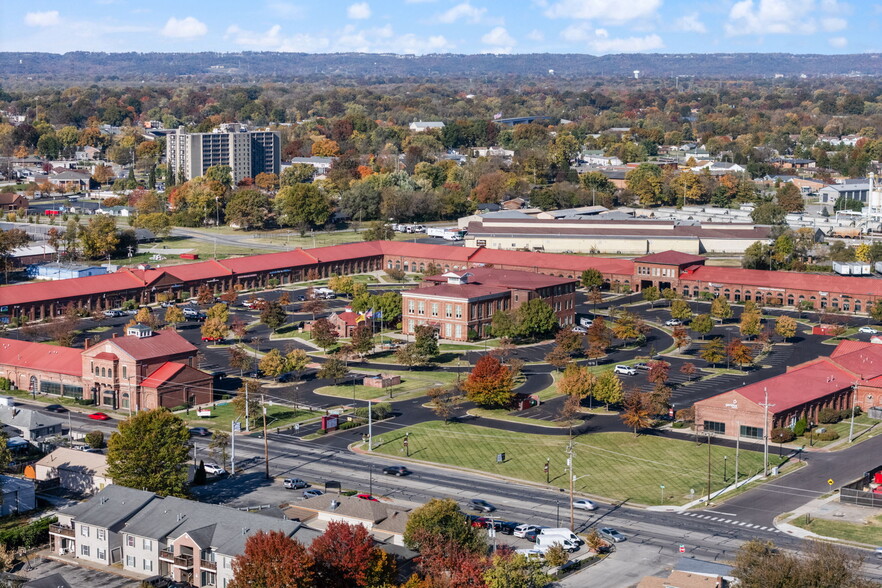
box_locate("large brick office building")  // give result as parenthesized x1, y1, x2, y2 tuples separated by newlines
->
(0, 325, 212, 411)
(4, 241, 882, 325)
(401, 268, 578, 341)
(694, 340, 882, 440)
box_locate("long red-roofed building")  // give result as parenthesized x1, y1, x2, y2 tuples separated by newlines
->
(694, 341, 882, 440)
(2, 241, 882, 322)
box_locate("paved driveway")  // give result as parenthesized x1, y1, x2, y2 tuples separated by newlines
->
(21, 557, 140, 587)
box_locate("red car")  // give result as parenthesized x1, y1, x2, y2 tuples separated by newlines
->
(201, 336, 223, 342)
(356, 494, 378, 502)
(88, 412, 111, 421)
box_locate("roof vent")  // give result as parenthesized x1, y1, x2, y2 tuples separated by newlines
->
(330, 500, 340, 511)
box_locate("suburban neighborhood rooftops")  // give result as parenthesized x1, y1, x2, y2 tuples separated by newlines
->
(0, 405, 64, 434)
(35, 447, 109, 479)
(0, 339, 83, 376)
(62, 485, 156, 531)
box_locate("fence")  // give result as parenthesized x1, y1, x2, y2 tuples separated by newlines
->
(839, 465, 882, 508)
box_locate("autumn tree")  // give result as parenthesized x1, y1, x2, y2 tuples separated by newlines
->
(259, 349, 288, 379)
(426, 386, 461, 424)
(196, 285, 215, 305)
(612, 310, 648, 344)
(260, 300, 286, 332)
(554, 328, 584, 355)
(544, 345, 571, 371)
(670, 299, 693, 322)
(301, 298, 325, 320)
(711, 296, 733, 323)
(775, 315, 797, 342)
(350, 324, 375, 356)
(309, 521, 396, 588)
(620, 392, 653, 435)
(647, 360, 670, 386)
(229, 345, 254, 374)
(404, 498, 486, 553)
(208, 430, 231, 470)
(317, 357, 348, 385)
(484, 553, 550, 588)
(580, 268, 604, 290)
(286, 348, 310, 381)
(164, 305, 185, 330)
(230, 530, 314, 588)
(690, 313, 714, 339)
(732, 539, 875, 588)
(642, 285, 661, 307)
(776, 182, 805, 213)
(727, 339, 754, 370)
(593, 370, 624, 409)
(201, 317, 229, 341)
(462, 355, 515, 408)
(310, 318, 338, 350)
(586, 316, 612, 358)
(106, 408, 190, 497)
(673, 326, 690, 350)
(701, 337, 726, 367)
(740, 309, 762, 339)
(557, 363, 596, 400)
(233, 382, 261, 430)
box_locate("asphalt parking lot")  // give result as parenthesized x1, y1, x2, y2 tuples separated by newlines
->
(19, 556, 140, 587)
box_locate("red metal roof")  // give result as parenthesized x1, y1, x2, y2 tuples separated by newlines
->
(106, 329, 197, 361)
(685, 266, 882, 298)
(830, 340, 874, 358)
(634, 250, 707, 265)
(423, 267, 576, 290)
(140, 362, 187, 388)
(0, 338, 82, 376)
(161, 259, 232, 282)
(334, 311, 362, 326)
(824, 342, 882, 379)
(734, 359, 854, 413)
(93, 352, 118, 361)
(0, 270, 148, 307)
(403, 283, 509, 300)
(220, 250, 317, 275)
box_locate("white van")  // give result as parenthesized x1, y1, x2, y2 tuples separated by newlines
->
(539, 528, 584, 545)
(0, 397, 14, 407)
(535, 534, 578, 552)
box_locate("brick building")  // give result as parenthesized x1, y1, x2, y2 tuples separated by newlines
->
(401, 268, 577, 341)
(0, 326, 212, 411)
(694, 340, 882, 440)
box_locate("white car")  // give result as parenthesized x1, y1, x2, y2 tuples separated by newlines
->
(513, 524, 545, 538)
(573, 499, 598, 511)
(665, 319, 682, 326)
(859, 326, 878, 334)
(614, 365, 636, 376)
(579, 317, 594, 328)
(202, 463, 226, 476)
(571, 326, 587, 334)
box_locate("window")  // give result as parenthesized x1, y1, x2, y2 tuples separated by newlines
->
(703, 421, 726, 434)
(143, 539, 152, 550)
(417, 301, 425, 315)
(101, 367, 106, 378)
(97, 529, 106, 540)
(408, 300, 415, 314)
(81, 545, 90, 557)
(122, 366, 127, 379)
(143, 559, 153, 571)
(80, 525, 90, 537)
(445, 323, 452, 338)
(445, 304, 452, 318)
(740, 425, 763, 439)
(127, 536, 135, 547)
(431, 303, 438, 317)
(455, 305, 462, 318)
(40, 381, 61, 395)
(455, 324, 462, 339)
(97, 549, 106, 561)
(126, 555, 136, 567)
(408, 320, 415, 332)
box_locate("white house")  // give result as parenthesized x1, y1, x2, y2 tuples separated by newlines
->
(33, 448, 112, 495)
(409, 121, 445, 132)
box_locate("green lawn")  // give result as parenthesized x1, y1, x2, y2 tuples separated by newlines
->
(467, 407, 570, 428)
(180, 401, 322, 432)
(802, 415, 878, 448)
(791, 513, 882, 546)
(315, 376, 444, 402)
(371, 421, 774, 506)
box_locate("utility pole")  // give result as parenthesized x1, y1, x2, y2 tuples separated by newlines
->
(231, 419, 238, 475)
(244, 382, 250, 432)
(368, 398, 373, 451)
(705, 432, 712, 504)
(848, 382, 858, 443)
(566, 440, 575, 532)
(262, 396, 269, 480)
(734, 421, 740, 489)
(760, 387, 775, 476)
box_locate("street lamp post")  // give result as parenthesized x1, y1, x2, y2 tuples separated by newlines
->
(404, 432, 409, 457)
(545, 458, 550, 484)
(724, 455, 728, 482)
(848, 382, 858, 443)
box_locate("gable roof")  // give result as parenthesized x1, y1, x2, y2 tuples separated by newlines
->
(35, 447, 109, 478)
(686, 265, 882, 299)
(105, 329, 197, 361)
(291, 494, 411, 529)
(0, 338, 82, 376)
(62, 485, 156, 530)
(0, 406, 64, 432)
(634, 250, 707, 265)
(140, 362, 188, 388)
(734, 359, 854, 413)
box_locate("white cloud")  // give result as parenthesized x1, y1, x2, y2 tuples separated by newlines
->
(435, 2, 486, 24)
(161, 16, 207, 39)
(829, 36, 847, 47)
(725, 0, 849, 36)
(24, 11, 61, 27)
(481, 26, 515, 52)
(526, 29, 545, 41)
(674, 13, 707, 34)
(561, 23, 663, 53)
(545, 0, 661, 22)
(225, 23, 450, 54)
(347, 2, 372, 19)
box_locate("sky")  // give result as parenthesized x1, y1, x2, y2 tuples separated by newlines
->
(0, 0, 879, 56)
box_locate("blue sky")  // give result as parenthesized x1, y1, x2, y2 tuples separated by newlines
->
(1, 0, 877, 55)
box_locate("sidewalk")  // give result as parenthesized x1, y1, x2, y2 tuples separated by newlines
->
(774, 493, 882, 548)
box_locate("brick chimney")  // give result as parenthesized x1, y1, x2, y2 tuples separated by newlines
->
(112, 333, 117, 339)
(84, 339, 90, 350)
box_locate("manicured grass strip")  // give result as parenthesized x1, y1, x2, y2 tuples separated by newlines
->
(790, 514, 882, 546)
(180, 401, 322, 432)
(315, 376, 445, 402)
(371, 421, 773, 506)
(467, 408, 570, 428)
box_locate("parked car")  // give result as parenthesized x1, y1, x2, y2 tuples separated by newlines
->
(88, 412, 111, 420)
(469, 498, 496, 513)
(571, 326, 587, 334)
(142, 576, 172, 588)
(498, 521, 520, 535)
(523, 529, 540, 542)
(633, 362, 650, 371)
(466, 515, 487, 528)
(514, 524, 544, 538)
(201, 335, 223, 342)
(859, 326, 878, 334)
(284, 478, 309, 489)
(303, 489, 324, 499)
(573, 499, 598, 511)
(202, 463, 226, 476)
(189, 427, 211, 437)
(159, 301, 177, 308)
(382, 465, 410, 476)
(356, 493, 379, 501)
(599, 527, 626, 542)
(44, 404, 67, 413)
(665, 319, 682, 326)
(242, 298, 266, 309)
(613, 365, 636, 376)
(103, 309, 124, 317)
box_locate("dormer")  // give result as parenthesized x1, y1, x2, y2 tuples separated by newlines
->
(444, 272, 472, 285)
(126, 324, 153, 338)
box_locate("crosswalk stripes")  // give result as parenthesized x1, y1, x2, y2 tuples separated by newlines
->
(678, 511, 780, 533)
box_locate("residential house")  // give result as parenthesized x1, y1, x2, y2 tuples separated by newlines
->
(51, 486, 320, 588)
(0, 405, 63, 441)
(0, 475, 36, 516)
(48, 169, 91, 192)
(31, 447, 112, 495)
(0, 192, 27, 212)
(409, 121, 445, 132)
(286, 156, 335, 177)
(284, 494, 411, 546)
(74, 146, 102, 161)
(307, 310, 362, 338)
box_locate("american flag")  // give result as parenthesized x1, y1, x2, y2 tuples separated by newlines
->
(493, 112, 503, 120)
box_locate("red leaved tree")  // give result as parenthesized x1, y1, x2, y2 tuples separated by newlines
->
(462, 355, 515, 408)
(309, 521, 396, 588)
(414, 530, 490, 588)
(230, 530, 314, 588)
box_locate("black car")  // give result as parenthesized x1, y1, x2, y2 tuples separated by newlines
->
(382, 466, 410, 476)
(469, 499, 496, 513)
(523, 529, 540, 542)
(44, 404, 67, 413)
(142, 577, 172, 588)
(297, 295, 306, 301)
(189, 427, 211, 437)
(498, 521, 520, 535)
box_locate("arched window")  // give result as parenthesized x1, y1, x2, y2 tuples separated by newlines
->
(121, 393, 130, 409)
(101, 367, 106, 378)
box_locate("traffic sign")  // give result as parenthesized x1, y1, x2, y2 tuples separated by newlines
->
(679, 545, 686, 553)
(827, 478, 834, 486)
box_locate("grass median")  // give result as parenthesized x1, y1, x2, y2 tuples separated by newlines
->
(180, 401, 322, 432)
(790, 513, 882, 546)
(370, 421, 773, 506)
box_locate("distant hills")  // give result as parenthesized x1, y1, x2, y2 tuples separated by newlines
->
(2, 52, 882, 81)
